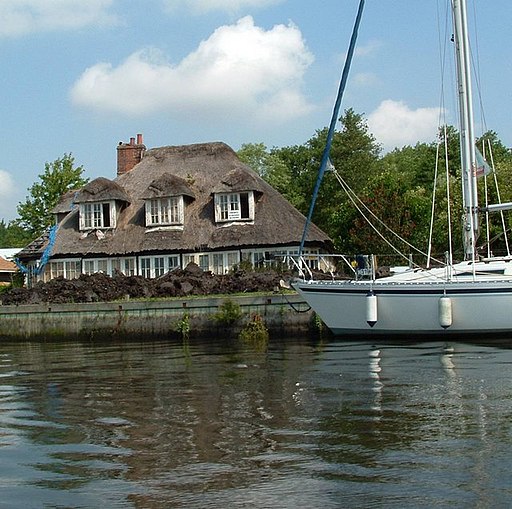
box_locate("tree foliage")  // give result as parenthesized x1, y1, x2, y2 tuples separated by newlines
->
(0, 220, 33, 248)
(16, 154, 88, 239)
(240, 111, 512, 264)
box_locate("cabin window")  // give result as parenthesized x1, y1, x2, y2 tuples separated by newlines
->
(79, 201, 116, 230)
(145, 196, 184, 226)
(215, 192, 254, 222)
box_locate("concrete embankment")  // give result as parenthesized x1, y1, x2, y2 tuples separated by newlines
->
(0, 293, 317, 340)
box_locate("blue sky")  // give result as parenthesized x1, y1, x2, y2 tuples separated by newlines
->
(0, 0, 511, 222)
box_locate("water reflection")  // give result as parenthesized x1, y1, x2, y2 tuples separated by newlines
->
(0, 338, 511, 508)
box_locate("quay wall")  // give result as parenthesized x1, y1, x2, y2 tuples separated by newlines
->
(0, 293, 317, 340)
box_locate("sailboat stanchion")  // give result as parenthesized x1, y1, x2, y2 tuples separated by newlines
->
(366, 291, 378, 327)
(439, 295, 453, 329)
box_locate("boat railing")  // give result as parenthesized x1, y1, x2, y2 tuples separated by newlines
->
(281, 253, 425, 281)
(281, 253, 357, 281)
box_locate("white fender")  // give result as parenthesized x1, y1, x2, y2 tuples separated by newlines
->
(366, 292, 377, 327)
(439, 296, 452, 329)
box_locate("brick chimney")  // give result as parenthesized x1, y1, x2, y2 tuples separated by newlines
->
(117, 133, 146, 176)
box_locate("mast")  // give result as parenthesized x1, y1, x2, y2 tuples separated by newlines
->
(452, 0, 479, 260)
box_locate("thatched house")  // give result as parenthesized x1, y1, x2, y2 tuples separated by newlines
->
(17, 136, 332, 282)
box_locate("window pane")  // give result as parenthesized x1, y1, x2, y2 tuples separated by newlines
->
(199, 254, 209, 271)
(65, 261, 80, 279)
(84, 204, 93, 229)
(168, 255, 179, 270)
(102, 203, 111, 227)
(51, 262, 64, 279)
(240, 193, 249, 219)
(219, 195, 229, 221)
(228, 194, 240, 219)
(140, 258, 151, 278)
(93, 203, 102, 228)
(154, 257, 165, 277)
(169, 197, 179, 223)
(83, 260, 94, 274)
(227, 252, 239, 270)
(184, 255, 195, 267)
(125, 258, 136, 276)
(212, 253, 224, 275)
(97, 260, 108, 273)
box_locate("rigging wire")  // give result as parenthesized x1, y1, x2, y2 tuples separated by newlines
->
(332, 170, 445, 267)
(486, 140, 511, 256)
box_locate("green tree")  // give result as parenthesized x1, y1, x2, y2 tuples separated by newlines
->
(16, 154, 88, 238)
(274, 109, 381, 251)
(0, 220, 33, 247)
(475, 130, 512, 256)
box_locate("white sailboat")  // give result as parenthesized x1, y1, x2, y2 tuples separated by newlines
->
(293, 0, 512, 337)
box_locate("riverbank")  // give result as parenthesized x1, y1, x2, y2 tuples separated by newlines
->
(0, 292, 319, 340)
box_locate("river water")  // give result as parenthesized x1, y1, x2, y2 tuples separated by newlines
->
(0, 336, 511, 508)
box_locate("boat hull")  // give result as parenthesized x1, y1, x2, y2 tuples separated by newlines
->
(294, 279, 512, 336)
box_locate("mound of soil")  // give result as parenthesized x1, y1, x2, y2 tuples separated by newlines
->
(0, 263, 292, 306)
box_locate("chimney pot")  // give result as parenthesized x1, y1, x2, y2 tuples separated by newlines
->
(117, 134, 146, 176)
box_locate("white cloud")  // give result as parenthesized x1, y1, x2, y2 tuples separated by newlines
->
(70, 16, 314, 124)
(367, 100, 441, 151)
(0, 170, 15, 199)
(0, 0, 118, 37)
(352, 72, 378, 87)
(163, 0, 283, 14)
(0, 170, 18, 221)
(355, 40, 382, 58)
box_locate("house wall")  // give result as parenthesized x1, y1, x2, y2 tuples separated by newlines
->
(35, 246, 326, 283)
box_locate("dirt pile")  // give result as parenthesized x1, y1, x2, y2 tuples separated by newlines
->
(1, 263, 291, 305)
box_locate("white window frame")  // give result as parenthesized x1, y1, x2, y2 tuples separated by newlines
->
(79, 201, 117, 230)
(183, 251, 240, 275)
(145, 196, 184, 226)
(82, 257, 136, 276)
(138, 255, 181, 278)
(199, 254, 209, 272)
(214, 192, 254, 223)
(43, 259, 81, 282)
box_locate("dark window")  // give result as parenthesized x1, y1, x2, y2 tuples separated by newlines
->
(102, 203, 111, 227)
(240, 192, 250, 219)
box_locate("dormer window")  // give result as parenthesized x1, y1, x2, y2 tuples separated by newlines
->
(79, 201, 116, 230)
(145, 196, 184, 226)
(74, 177, 130, 232)
(215, 192, 254, 223)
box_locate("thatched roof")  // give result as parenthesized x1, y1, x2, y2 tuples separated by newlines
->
(140, 173, 195, 200)
(18, 142, 331, 260)
(51, 190, 80, 214)
(74, 177, 131, 204)
(212, 167, 265, 194)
